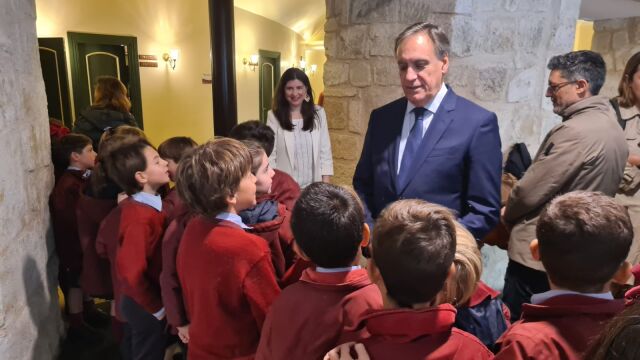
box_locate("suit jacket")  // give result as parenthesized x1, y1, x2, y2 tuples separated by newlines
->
(504, 95, 628, 271)
(267, 106, 334, 184)
(353, 87, 502, 239)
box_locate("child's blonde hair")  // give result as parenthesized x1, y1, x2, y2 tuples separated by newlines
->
(439, 222, 483, 307)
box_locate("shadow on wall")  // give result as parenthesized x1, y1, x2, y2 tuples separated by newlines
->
(23, 253, 61, 359)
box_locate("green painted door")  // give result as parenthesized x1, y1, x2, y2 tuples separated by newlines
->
(38, 38, 72, 128)
(259, 50, 280, 123)
(68, 33, 143, 128)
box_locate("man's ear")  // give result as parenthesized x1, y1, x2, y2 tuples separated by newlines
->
(529, 239, 541, 262)
(613, 261, 632, 285)
(575, 79, 590, 96)
(441, 54, 450, 75)
(360, 223, 370, 248)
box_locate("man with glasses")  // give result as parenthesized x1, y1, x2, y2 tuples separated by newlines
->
(501, 50, 628, 321)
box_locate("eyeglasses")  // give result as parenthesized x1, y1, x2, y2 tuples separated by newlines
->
(546, 81, 577, 94)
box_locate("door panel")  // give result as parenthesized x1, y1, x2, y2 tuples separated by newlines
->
(38, 38, 72, 128)
(259, 50, 281, 123)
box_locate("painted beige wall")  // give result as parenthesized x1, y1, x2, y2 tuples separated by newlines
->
(305, 48, 326, 102)
(235, 7, 304, 123)
(36, 0, 214, 145)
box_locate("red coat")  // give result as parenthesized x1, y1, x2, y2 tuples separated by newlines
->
(177, 219, 280, 360)
(247, 202, 296, 282)
(268, 169, 300, 211)
(495, 295, 625, 360)
(160, 212, 205, 329)
(256, 268, 382, 360)
(359, 305, 494, 359)
(162, 187, 189, 225)
(49, 169, 88, 274)
(115, 198, 165, 314)
(77, 192, 116, 298)
(96, 205, 124, 319)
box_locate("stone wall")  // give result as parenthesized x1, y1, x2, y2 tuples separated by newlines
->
(592, 17, 640, 98)
(0, 0, 63, 358)
(323, 0, 582, 185)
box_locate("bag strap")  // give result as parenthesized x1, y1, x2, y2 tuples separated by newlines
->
(610, 98, 626, 130)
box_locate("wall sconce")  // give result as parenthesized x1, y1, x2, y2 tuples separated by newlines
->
(310, 64, 318, 75)
(243, 54, 259, 71)
(299, 56, 306, 72)
(162, 49, 179, 70)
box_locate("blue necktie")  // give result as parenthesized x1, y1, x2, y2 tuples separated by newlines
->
(398, 107, 427, 188)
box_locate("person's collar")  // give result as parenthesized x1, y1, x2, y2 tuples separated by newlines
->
(619, 104, 640, 121)
(131, 192, 162, 212)
(405, 83, 448, 115)
(67, 166, 82, 171)
(361, 304, 456, 341)
(215, 212, 251, 229)
(531, 289, 613, 305)
(316, 265, 361, 273)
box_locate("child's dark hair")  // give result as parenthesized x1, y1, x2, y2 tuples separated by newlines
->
(537, 191, 632, 293)
(53, 133, 92, 169)
(584, 301, 640, 360)
(176, 138, 252, 217)
(158, 136, 198, 163)
(102, 138, 153, 195)
(291, 182, 364, 268)
(372, 200, 456, 307)
(229, 120, 275, 157)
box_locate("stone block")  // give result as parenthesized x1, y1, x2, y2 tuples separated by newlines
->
(325, 18, 338, 33)
(334, 0, 350, 25)
(349, 61, 372, 87)
(594, 18, 629, 32)
(450, 15, 476, 58)
(362, 85, 403, 110)
(350, 0, 398, 24)
(447, 63, 473, 90)
(323, 61, 349, 86)
(369, 23, 406, 57)
(508, 68, 538, 103)
(337, 25, 368, 59)
(332, 159, 358, 186)
(324, 32, 338, 59)
(398, 0, 458, 21)
(323, 86, 359, 97)
(331, 132, 361, 161)
(324, 97, 349, 130)
(602, 52, 615, 72)
(591, 32, 612, 53)
(348, 100, 367, 134)
(613, 30, 630, 50)
(515, 16, 545, 53)
(474, 1, 501, 12)
(481, 17, 516, 55)
(474, 65, 508, 101)
(550, 18, 577, 51)
(373, 58, 398, 86)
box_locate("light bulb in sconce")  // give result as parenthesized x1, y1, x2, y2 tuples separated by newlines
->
(299, 56, 306, 71)
(310, 64, 318, 74)
(162, 49, 179, 70)
(243, 54, 259, 71)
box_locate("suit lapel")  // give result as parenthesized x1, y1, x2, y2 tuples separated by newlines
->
(388, 98, 408, 193)
(398, 89, 457, 195)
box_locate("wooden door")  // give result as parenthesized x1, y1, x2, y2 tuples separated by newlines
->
(259, 50, 280, 123)
(38, 38, 72, 128)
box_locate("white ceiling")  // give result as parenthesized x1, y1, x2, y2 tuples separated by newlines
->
(234, 0, 325, 40)
(580, 0, 640, 20)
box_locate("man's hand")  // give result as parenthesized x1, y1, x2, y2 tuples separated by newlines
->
(177, 324, 190, 344)
(324, 342, 370, 360)
(500, 206, 513, 231)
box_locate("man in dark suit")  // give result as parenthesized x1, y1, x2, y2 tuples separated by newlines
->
(353, 22, 502, 239)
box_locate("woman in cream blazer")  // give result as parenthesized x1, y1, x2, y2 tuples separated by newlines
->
(267, 68, 333, 188)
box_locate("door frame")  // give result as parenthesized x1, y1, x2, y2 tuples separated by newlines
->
(258, 49, 280, 123)
(67, 32, 143, 128)
(38, 37, 73, 128)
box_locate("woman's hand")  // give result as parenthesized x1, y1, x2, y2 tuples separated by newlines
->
(324, 342, 370, 360)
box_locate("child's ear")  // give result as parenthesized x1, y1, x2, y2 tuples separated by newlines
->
(70, 151, 81, 162)
(134, 171, 148, 186)
(529, 239, 540, 262)
(612, 261, 632, 285)
(292, 241, 310, 262)
(360, 223, 370, 248)
(227, 193, 237, 206)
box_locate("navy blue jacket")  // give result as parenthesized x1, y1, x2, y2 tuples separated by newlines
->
(353, 87, 502, 239)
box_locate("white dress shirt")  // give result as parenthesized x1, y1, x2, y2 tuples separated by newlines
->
(397, 84, 449, 173)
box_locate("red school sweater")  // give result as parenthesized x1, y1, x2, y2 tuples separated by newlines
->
(49, 169, 88, 274)
(177, 219, 280, 360)
(494, 295, 624, 360)
(256, 268, 382, 360)
(115, 198, 166, 314)
(267, 169, 300, 211)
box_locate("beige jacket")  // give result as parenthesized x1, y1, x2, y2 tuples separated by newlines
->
(504, 95, 628, 271)
(267, 106, 334, 185)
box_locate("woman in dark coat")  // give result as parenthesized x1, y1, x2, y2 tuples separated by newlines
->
(73, 76, 138, 148)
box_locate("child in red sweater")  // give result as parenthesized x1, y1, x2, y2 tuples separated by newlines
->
(175, 138, 280, 359)
(257, 182, 382, 360)
(495, 191, 632, 359)
(49, 133, 97, 337)
(158, 136, 197, 224)
(103, 138, 170, 360)
(327, 200, 493, 360)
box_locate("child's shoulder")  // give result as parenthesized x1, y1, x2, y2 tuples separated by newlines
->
(207, 221, 270, 254)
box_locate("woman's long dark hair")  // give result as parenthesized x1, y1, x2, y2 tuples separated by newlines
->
(618, 52, 640, 108)
(272, 68, 316, 131)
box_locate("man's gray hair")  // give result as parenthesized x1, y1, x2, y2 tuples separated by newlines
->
(547, 50, 606, 95)
(394, 22, 450, 60)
